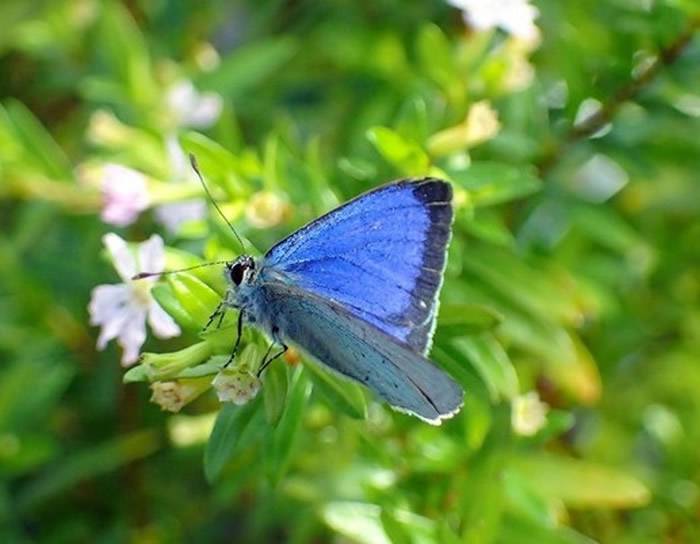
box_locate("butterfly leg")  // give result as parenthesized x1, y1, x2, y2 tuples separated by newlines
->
(224, 310, 245, 367)
(256, 343, 288, 377)
(203, 302, 225, 332)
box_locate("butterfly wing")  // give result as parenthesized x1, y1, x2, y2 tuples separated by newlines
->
(264, 178, 453, 355)
(258, 280, 463, 424)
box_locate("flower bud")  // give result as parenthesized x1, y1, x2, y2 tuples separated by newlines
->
(168, 273, 221, 327)
(245, 191, 291, 229)
(427, 101, 501, 157)
(150, 377, 211, 412)
(142, 341, 212, 381)
(87, 110, 131, 147)
(511, 391, 548, 436)
(213, 368, 262, 406)
(213, 344, 263, 405)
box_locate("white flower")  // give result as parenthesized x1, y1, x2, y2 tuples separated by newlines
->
(89, 234, 180, 366)
(511, 391, 549, 436)
(167, 80, 223, 129)
(155, 200, 207, 233)
(99, 164, 151, 227)
(213, 368, 262, 405)
(448, 0, 540, 43)
(154, 135, 207, 233)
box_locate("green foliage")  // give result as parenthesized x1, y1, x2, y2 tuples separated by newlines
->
(1, 1, 700, 542)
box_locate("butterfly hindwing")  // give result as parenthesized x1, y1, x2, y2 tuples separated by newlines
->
(264, 178, 453, 354)
(258, 281, 463, 424)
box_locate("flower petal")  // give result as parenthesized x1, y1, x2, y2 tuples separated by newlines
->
(100, 164, 151, 227)
(95, 300, 133, 350)
(187, 93, 223, 128)
(118, 307, 148, 366)
(137, 234, 165, 275)
(148, 301, 181, 339)
(103, 233, 137, 281)
(154, 200, 207, 234)
(88, 284, 130, 326)
(167, 80, 222, 128)
(165, 134, 188, 179)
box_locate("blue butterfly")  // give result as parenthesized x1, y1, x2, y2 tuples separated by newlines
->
(216, 178, 464, 424)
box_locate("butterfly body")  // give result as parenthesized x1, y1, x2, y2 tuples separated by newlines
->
(223, 178, 463, 424)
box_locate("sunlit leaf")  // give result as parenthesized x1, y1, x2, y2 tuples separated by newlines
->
(367, 126, 431, 175)
(514, 453, 651, 509)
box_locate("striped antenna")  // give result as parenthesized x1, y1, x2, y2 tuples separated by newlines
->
(132, 261, 229, 281)
(189, 154, 246, 252)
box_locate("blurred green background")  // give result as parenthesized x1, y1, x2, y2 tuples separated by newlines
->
(1, 1, 700, 542)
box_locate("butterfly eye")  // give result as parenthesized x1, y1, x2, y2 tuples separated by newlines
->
(229, 263, 245, 286)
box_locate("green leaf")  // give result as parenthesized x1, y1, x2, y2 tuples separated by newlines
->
(168, 272, 221, 327)
(263, 361, 288, 427)
(448, 162, 542, 206)
(125, 352, 224, 384)
(451, 333, 519, 402)
(305, 361, 367, 420)
(151, 283, 198, 331)
(572, 205, 652, 267)
(367, 126, 430, 175)
(140, 342, 213, 382)
(459, 410, 511, 543)
(460, 210, 515, 247)
(176, 356, 227, 379)
(513, 453, 651, 509)
(380, 508, 439, 544)
(4, 100, 72, 180)
(266, 368, 311, 484)
(460, 245, 583, 326)
(97, 2, 157, 107)
(416, 24, 454, 90)
(395, 97, 429, 144)
(380, 509, 413, 544)
(122, 365, 148, 383)
(204, 398, 261, 483)
(435, 303, 503, 338)
(199, 37, 298, 100)
(496, 514, 597, 544)
(180, 131, 244, 195)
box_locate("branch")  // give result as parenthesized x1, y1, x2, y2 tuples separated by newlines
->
(538, 15, 700, 175)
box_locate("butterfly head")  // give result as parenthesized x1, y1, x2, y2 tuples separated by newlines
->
(226, 255, 256, 287)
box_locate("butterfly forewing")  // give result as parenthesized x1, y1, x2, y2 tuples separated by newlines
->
(264, 178, 453, 354)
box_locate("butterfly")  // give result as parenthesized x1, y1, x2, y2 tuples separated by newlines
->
(213, 177, 464, 425)
(135, 164, 465, 424)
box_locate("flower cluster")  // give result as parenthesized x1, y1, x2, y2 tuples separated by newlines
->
(448, 0, 540, 44)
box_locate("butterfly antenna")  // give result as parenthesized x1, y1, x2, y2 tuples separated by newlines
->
(189, 153, 246, 252)
(132, 261, 229, 280)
